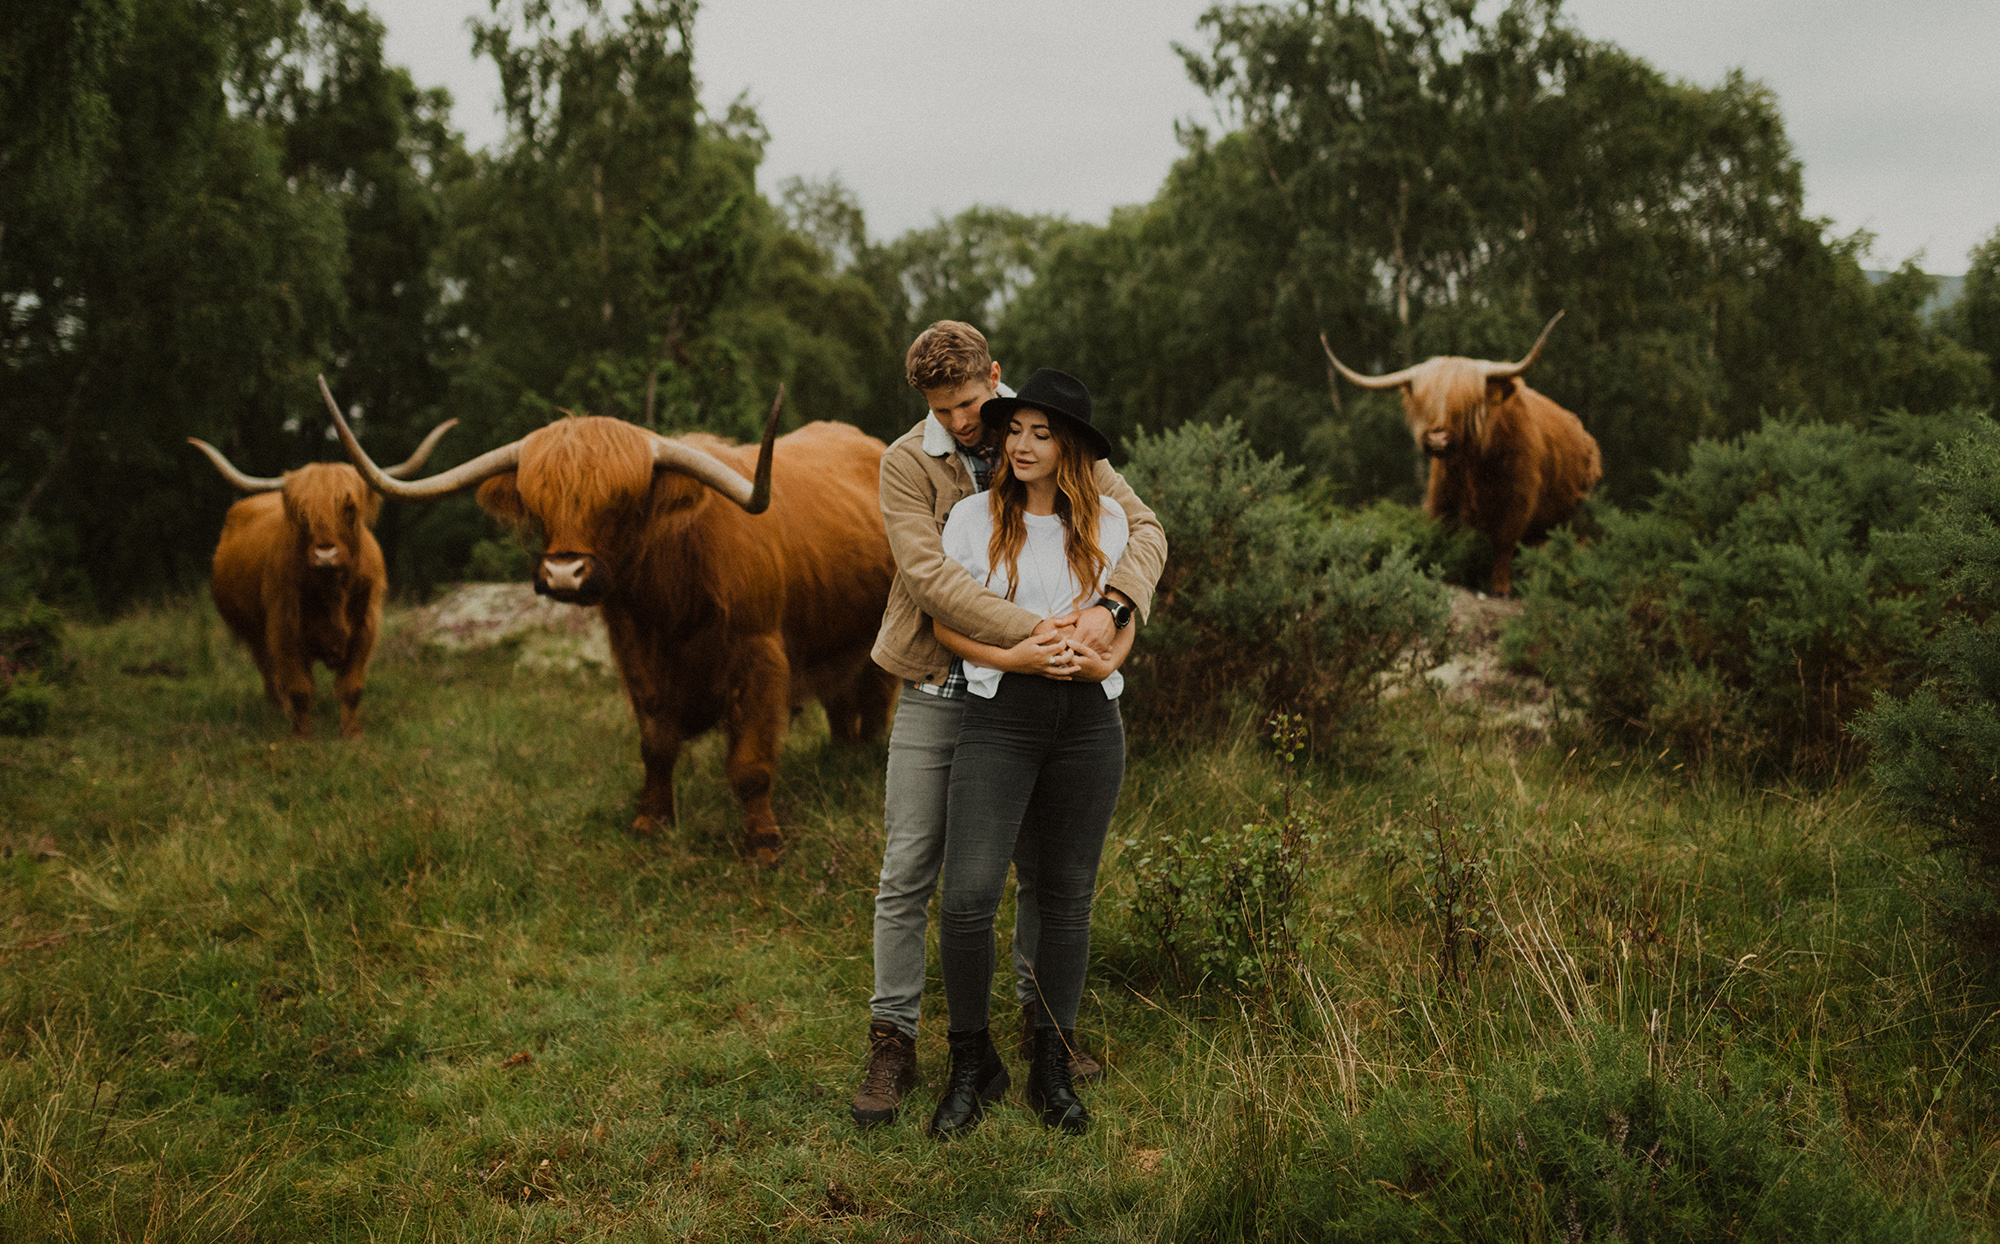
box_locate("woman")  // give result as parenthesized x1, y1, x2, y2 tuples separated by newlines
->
(927, 368, 1138, 1138)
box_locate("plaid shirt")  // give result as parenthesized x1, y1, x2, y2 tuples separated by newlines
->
(933, 442, 997, 700)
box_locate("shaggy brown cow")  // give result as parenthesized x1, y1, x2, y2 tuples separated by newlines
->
(1322, 312, 1601, 596)
(190, 421, 456, 736)
(318, 378, 896, 866)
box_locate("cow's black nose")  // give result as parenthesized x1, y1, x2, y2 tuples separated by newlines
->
(537, 553, 609, 605)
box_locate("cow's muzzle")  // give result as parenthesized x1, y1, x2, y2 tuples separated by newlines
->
(535, 553, 609, 606)
(308, 544, 346, 570)
(1422, 430, 1453, 457)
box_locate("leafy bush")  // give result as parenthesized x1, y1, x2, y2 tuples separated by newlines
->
(1120, 421, 1451, 747)
(463, 536, 534, 583)
(1856, 422, 2000, 927)
(1175, 1029, 1952, 1242)
(1127, 715, 1320, 995)
(0, 595, 64, 736)
(1507, 410, 1990, 770)
(1345, 499, 1494, 592)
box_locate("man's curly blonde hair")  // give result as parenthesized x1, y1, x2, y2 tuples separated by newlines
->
(904, 320, 994, 393)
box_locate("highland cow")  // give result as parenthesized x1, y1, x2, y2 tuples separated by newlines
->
(319, 379, 895, 867)
(190, 420, 455, 736)
(1323, 312, 1601, 596)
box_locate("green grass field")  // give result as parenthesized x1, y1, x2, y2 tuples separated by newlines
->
(2, 601, 1996, 1241)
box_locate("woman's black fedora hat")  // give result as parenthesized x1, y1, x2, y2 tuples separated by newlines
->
(980, 368, 1113, 460)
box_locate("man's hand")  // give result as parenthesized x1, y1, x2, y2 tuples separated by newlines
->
(1051, 589, 1132, 657)
(1068, 637, 1119, 683)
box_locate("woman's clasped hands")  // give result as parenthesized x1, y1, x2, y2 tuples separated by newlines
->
(992, 615, 1115, 682)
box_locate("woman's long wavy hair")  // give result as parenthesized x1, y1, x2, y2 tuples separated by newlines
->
(986, 413, 1107, 611)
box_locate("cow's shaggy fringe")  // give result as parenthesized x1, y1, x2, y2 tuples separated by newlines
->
(505, 415, 659, 547)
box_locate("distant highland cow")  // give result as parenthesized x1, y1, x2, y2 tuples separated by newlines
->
(1323, 312, 1601, 596)
(190, 421, 456, 736)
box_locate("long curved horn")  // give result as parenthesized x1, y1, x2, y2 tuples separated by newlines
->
(650, 384, 782, 514)
(187, 439, 285, 491)
(383, 419, 460, 479)
(1482, 310, 1565, 380)
(1319, 333, 1425, 390)
(319, 374, 521, 500)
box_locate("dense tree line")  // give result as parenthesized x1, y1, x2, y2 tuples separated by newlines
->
(995, 0, 1991, 504)
(3, 0, 1994, 613)
(0, 0, 914, 610)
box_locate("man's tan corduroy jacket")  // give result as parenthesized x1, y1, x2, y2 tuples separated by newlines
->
(870, 416, 1169, 688)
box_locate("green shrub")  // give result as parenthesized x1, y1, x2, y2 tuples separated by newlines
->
(1346, 498, 1493, 591)
(1175, 1030, 1952, 1242)
(0, 594, 64, 736)
(0, 669, 53, 736)
(1126, 715, 1319, 995)
(0, 594, 64, 672)
(1120, 421, 1451, 747)
(1507, 410, 1990, 770)
(463, 535, 534, 583)
(1856, 422, 2000, 927)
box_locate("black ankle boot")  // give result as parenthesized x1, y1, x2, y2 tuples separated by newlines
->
(1026, 1026, 1091, 1134)
(928, 1027, 1008, 1140)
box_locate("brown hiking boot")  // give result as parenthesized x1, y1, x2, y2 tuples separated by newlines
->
(1018, 999, 1102, 1084)
(850, 1020, 919, 1128)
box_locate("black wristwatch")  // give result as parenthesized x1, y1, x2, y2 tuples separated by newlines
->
(1094, 596, 1134, 629)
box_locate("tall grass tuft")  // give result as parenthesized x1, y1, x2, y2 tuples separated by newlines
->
(1172, 1027, 1953, 1242)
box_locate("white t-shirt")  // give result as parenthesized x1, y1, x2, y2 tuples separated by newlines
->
(940, 492, 1130, 699)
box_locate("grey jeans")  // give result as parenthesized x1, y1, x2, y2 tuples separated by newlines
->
(871, 684, 1042, 1037)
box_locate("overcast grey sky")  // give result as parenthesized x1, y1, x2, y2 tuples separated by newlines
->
(376, 1, 2000, 274)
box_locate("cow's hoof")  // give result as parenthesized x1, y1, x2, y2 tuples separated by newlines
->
(630, 814, 668, 839)
(744, 832, 785, 869)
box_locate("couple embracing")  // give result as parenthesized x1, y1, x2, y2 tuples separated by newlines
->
(854, 321, 1168, 1139)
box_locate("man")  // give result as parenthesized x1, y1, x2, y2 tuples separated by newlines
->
(851, 320, 1167, 1127)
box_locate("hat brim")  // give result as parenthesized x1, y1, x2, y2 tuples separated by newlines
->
(979, 397, 1113, 461)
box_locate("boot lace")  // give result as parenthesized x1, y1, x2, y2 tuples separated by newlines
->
(859, 1032, 905, 1097)
(1038, 1031, 1078, 1097)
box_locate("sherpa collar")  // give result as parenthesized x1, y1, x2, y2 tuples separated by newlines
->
(922, 379, 1016, 457)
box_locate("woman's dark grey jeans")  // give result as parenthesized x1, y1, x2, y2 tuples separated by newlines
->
(939, 674, 1125, 1034)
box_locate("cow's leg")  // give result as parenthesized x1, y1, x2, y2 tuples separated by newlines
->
(827, 662, 898, 744)
(334, 586, 376, 739)
(631, 707, 684, 838)
(724, 635, 791, 867)
(265, 614, 314, 736)
(1486, 513, 1534, 598)
(333, 670, 365, 738)
(246, 636, 280, 707)
(1489, 545, 1517, 598)
(856, 664, 897, 741)
(332, 646, 369, 739)
(817, 683, 859, 742)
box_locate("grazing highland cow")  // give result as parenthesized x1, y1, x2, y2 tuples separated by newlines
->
(190, 420, 456, 736)
(1322, 312, 1601, 596)
(319, 378, 895, 867)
